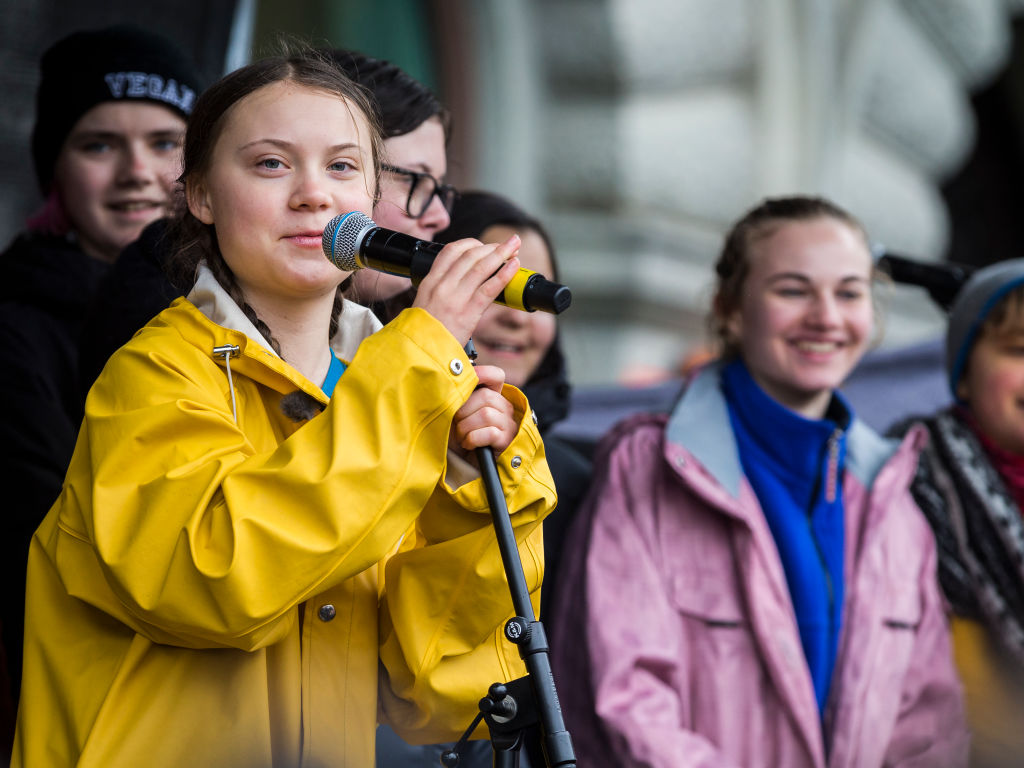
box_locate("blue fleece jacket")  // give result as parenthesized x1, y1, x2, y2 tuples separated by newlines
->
(721, 359, 849, 716)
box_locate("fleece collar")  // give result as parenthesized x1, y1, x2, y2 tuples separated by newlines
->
(665, 362, 898, 498)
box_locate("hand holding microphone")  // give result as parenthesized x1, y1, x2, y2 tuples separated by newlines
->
(323, 212, 527, 451)
(413, 233, 524, 347)
(321, 212, 572, 315)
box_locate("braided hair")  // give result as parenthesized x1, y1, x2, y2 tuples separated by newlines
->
(167, 46, 383, 355)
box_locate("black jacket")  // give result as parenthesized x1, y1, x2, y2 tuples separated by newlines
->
(0, 232, 110, 701)
(78, 218, 184, 398)
(521, 336, 592, 614)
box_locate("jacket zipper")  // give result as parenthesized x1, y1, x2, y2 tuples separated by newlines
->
(813, 428, 843, 595)
(806, 428, 842, 710)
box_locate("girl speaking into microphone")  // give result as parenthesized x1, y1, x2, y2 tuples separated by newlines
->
(13, 48, 555, 768)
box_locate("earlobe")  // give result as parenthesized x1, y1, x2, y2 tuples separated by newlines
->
(714, 295, 742, 345)
(186, 181, 215, 225)
(723, 310, 742, 345)
(955, 377, 970, 402)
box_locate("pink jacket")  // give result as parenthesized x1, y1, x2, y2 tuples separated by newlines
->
(549, 366, 967, 768)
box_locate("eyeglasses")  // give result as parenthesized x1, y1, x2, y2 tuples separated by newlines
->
(382, 164, 458, 218)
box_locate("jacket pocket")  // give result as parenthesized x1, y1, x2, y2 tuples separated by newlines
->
(666, 570, 768, 736)
(881, 581, 922, 631)
(668, 572, 748, 629)
(870, 580, 923, 696)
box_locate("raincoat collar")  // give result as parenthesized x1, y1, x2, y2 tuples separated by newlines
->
(186, 263, 383, 363)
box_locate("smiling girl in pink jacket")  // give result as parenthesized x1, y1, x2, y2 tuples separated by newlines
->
(550, 196, 967, 768)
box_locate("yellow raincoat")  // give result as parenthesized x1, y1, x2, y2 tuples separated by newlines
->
(13, 267, 555, 767)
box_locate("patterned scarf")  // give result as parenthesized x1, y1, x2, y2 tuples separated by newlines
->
(895, 408, 1024, 664)
(962, 408, 1024, 514)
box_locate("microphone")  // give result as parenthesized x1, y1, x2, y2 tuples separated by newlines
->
(876, 251, 973, 311)
(322, 211, 572, 314)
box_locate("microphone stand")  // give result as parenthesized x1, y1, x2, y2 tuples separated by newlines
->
(441, 341, 576, 768)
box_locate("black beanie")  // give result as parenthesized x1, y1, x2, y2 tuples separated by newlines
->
(31, 24, 202, 194)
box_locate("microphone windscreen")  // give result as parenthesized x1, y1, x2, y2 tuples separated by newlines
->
(322, 211, 376, 271)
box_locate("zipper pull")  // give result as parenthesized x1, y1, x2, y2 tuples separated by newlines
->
(825, 429, 841, 503)
(213, 344, 241, 424)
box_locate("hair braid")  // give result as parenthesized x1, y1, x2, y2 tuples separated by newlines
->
(164, 47, 385, 364)
(328, 283, 346, 342)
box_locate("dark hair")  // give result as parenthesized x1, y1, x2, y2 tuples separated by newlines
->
(709, 195, 872, 357)
(437, 190, 558, 281)
(167, 48, 384, 355)
(328, 49, 450, 141)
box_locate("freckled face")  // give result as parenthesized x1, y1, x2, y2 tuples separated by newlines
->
(725, 217, 874, 419)
(959, 321, 1024, 455)
(188, 81, 377, 307)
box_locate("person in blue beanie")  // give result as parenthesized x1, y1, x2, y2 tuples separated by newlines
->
(549, 196, 967, 768)
(890, 258, 1024, 768)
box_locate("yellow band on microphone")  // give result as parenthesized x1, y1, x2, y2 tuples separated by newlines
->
(498, 268, 536, 311)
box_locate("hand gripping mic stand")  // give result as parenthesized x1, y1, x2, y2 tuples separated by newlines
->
(440, 340, 576, 768)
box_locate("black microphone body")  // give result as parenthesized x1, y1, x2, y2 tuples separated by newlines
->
(358, 226, 446, 280)
(322, 212, 572, 314)
(877, 252, 973, 311)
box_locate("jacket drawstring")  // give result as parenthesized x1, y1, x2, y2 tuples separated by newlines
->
(213, 344, 241, 423)
(825, 429, 841, 503)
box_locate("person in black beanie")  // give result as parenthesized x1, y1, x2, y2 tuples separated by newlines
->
(0, 25, 201, 750)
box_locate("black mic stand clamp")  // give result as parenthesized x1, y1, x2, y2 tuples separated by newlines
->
(441, 341, 576, 768)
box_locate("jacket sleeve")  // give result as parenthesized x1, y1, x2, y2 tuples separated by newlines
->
(880, 510, 969, 767)
(581, 427, 743, 768)
(53, 307, 553, 652)
(377, 380, 554, 742)
(0, 306, 81, 693)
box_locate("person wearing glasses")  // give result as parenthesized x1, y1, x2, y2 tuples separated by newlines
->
(78, 49, 460, 397)
(328, 50, 459, 324)
(320, 52, 497, 768)
(380, 162, 457, 237)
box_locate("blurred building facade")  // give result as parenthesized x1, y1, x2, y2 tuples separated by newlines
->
(506, 0, 1024, 384)
(3, 0, 1024, 385)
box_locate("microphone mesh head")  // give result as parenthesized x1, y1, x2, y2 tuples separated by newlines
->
(322, 211, 376, 271)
